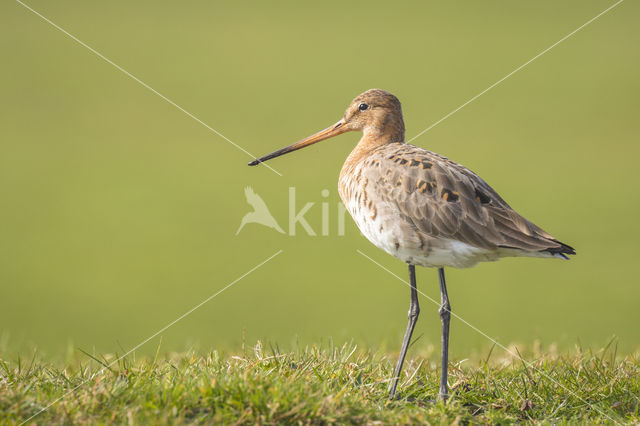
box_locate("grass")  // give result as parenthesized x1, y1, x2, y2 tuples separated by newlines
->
(2, 341, 639, 424)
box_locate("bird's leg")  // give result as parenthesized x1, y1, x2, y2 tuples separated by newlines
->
(438, 267, 451, 401)
(388, 264, 419, 399)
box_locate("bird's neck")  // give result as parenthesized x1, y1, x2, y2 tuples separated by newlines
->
(364, 126, 404, 145)
(364, 113, 405, 145)
(341, 126, 405, 177)
(356, 121, 405, 156)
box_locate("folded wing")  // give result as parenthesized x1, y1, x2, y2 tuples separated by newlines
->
(362, 143, 575, 256)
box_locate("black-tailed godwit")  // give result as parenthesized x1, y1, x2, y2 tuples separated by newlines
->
(248, 89, 575, 400)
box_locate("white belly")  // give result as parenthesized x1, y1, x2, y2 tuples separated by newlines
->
(346, 198, 500, 268)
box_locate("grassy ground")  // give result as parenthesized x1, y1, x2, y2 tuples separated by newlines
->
(2, 342, 639, 424)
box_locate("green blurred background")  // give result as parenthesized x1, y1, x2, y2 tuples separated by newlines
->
(1, 0, 638, 361)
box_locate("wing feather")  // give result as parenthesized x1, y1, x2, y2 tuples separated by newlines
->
(360, 143, 569, 254)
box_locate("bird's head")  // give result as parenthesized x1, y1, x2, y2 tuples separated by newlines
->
(342, 89, 404, 139)
(248, 89, 404, 166)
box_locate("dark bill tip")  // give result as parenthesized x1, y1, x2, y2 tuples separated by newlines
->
(248, 159, 260, 166)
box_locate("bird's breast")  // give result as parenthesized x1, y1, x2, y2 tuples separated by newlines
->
(339, 159, 498, 268)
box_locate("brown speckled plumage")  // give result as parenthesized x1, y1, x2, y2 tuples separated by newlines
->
(340, 141, 571, 255)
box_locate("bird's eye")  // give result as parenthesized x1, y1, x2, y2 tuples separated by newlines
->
(358, 103, 369, 111)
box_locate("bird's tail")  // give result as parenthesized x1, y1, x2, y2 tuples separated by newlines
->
(543, 240, 576, 260)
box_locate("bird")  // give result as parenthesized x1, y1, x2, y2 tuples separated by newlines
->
(236, 186, 285, 235)
(248, 89, 575, 400)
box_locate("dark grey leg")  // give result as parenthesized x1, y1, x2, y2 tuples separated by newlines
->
(438, 267, 451, 401)
(388, 264, 419, 399)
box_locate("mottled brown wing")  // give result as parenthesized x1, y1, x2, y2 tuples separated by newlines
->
(363, 143, 569, 253)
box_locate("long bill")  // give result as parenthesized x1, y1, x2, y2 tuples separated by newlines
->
(248, 120, 349, 166)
